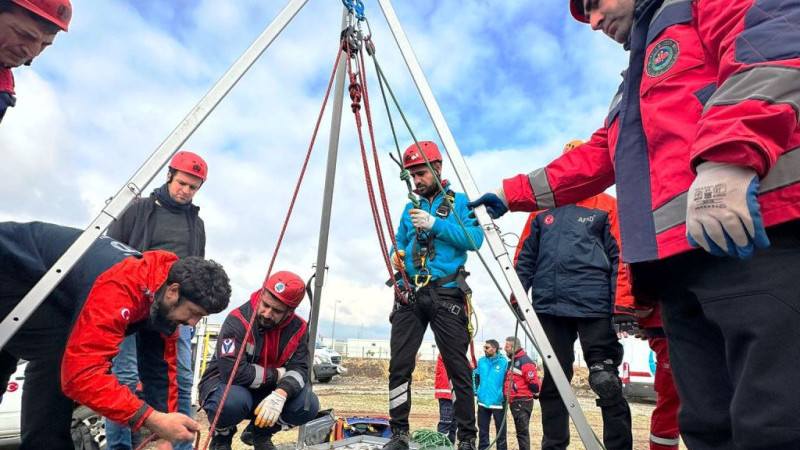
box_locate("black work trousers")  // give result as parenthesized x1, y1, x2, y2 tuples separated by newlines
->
(639, 221, 800, 450)
(537, 314, 632, 450)
(388, 287, 476, 440)
(509, 399, 533, 450)
(0, 289, 74, 450)
(477, 405, 506, 450)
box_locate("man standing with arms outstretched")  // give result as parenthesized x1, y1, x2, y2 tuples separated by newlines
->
(469, 1, 800, 447)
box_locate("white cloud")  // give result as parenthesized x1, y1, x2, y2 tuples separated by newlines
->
(1, 0, 631, 348)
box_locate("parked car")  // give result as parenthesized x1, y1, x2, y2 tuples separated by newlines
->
(313, 342, 347, 383)
(0, 361, 106, 449)
(618, 336, 657, 401)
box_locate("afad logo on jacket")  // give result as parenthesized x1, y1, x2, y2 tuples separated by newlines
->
(647, 39, 679, 77)
(544, 215, 554, 226)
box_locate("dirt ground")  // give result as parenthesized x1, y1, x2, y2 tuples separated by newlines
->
(185, 359, 685, 450)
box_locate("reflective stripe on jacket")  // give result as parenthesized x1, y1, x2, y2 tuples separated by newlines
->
(434, 355, 452, 400)
(503, 0, 800, 263)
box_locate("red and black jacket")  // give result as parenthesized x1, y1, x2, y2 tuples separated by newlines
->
(0, 68, 15, 123)
(198, 290, 310, 402)
(504, 349, 541, 401)
(61, 251, 180, 431)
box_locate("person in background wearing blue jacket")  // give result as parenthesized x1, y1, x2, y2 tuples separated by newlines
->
(384, 141, 484, 450)
(473, 340, 508, 450)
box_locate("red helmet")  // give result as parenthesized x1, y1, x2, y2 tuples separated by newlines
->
(263, 271, 305, 308)
(402, 141, 442, 169)
(169, 151, 207, 181)
(10, 0, 72, 31)
(569, 0, 589, 23)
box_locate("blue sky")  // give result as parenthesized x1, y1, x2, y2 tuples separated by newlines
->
(0, 0, 628, 347)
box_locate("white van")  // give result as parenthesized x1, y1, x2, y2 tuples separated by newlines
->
(618, 336, 657, 400)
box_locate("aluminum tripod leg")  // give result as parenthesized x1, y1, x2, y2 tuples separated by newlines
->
(296, 7, 350, 449)
(376, 1, 601, 447)
(0, 0, 311, 349)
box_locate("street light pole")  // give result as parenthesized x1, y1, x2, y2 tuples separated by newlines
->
(331, 300, 341, 349)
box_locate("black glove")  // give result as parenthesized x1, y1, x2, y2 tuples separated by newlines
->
(474, 373, 481, 389)
(613, 314, 639, 337)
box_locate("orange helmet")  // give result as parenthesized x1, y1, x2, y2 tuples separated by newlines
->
(402, 141, 442, 169)
(10, 0, 72, 31)
(562, 139, 585, 154)
(569, 0, 589, 24)
(169, 151, 207, 181)
(263, 271, 305, 308)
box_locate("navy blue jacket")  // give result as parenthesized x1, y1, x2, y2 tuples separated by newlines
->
(515, 194, 634, 318)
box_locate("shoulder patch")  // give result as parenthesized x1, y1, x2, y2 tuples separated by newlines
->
(220, 337, 236, 356)
(647, 38, 679, 77)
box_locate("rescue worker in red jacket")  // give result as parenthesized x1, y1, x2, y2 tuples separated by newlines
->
(502, 337, 541, 450)
(434, 355, 457, 444)
(469, 0, 800, 447)
(0, 221, 231, 449)
(0, 0, 72, 122)
(199, 271, 320, 450)
(635, 304, 680, 450)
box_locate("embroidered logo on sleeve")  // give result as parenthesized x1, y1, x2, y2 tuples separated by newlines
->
(220, 338, 236, 356)
(647, 39, 679, 77)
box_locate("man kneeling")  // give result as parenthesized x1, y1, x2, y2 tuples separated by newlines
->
(199, 271, 319, 450)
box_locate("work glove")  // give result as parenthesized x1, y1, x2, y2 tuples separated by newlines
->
(391, 250, 406, 271)
(685, 161, 770, 259)
(409, 209, 436, 231)
(254, 391, 287, 428)
(467, 188, 508, 219)
(613, 314, 639, 339)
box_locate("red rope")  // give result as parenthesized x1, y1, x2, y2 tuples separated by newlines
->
(344, 42, 406, 302)
(356, 47, 414, 294)
(199, 39, 345, 450)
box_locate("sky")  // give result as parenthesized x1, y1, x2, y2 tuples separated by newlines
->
(0, 0, 629, 350)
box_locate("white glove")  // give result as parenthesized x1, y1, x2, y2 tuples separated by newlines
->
(254, 391, 286, 428)
(685, 161, 770, 258)
(409, 209, 436, 230)
(391, 250, 406, 271)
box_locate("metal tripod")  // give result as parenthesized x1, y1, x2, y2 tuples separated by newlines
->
(0, 1, 601, 448)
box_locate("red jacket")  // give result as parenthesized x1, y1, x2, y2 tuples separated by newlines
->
(504, 349, 541, 401)
(434, 355, 452, 400)
(503, 0, 800, 263)
(61, 251, 179, 430)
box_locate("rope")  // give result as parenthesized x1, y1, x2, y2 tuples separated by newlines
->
(343, 31, 411, 303)
(411, 429, 454, 450)
(199, 38, 346, 450)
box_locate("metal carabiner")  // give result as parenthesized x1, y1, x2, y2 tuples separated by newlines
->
(341, 0, 366, 21)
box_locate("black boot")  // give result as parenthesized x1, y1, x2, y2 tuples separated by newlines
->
(457, 437, 477, 450)
(382, 428, 410, 450)
(209, 426, 236, 450)
(253, 433, 277, 450)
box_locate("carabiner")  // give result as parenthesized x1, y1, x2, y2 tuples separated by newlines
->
(414, 273, 432, 288)
(341, 0, 366, 21)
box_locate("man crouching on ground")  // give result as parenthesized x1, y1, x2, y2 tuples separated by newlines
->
(199, 271, 319, 450)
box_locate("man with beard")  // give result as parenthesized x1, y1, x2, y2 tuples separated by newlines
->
(106, 150, 208, 450)
(0, 0, 72, 122)
(384, 141, 483, 450)
(199, 271, 319, 450)
(468, 0, 800, 447)
(473, 340, 508, 450)
(0, 221, 231, 449)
